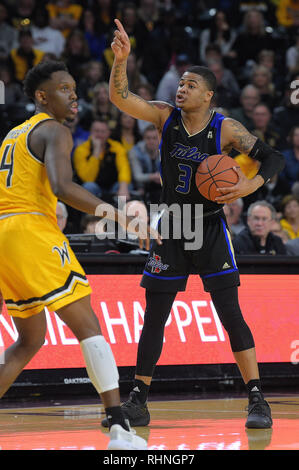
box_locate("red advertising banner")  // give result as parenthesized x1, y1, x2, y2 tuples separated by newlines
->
(1, 275, 299, 369)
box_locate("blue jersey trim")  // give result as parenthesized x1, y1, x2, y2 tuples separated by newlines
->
(201, 267, 238, 279)
(220, 217, 237, 269)
(143, 270, 188, 280)
(210, 112, 225, 154)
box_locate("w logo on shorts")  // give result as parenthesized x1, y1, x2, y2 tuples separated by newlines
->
(52, 241, 71, 267)
(148, 253, 169, 273)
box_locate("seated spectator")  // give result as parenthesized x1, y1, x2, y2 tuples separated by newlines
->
(89, 81, 119, 130)
(207, 58, 240, 108)
(223, 199, 246, 237)
(61, 29, 91, 82)
(128, 124, 161, 205)
(80, 8, 107, 62)
(272, 73, 299, 149)
(286, 27, 299, 74)
(251, 103, 282, 149)
(231, 9, 278, 72)
(127, 51, 148, 93)
(277, 125, 299, 194)
(233, 200, 287, 255)
(270, 219, 290, 243)
(46, 0, 83, 38)
(80, 214, 102, 234)
(199, 10, 237, 65)
(111, 112, 141, 155)
(279, 194, 299, 239)
(31, 5, 65, 58)
(156, 54, 192, 105)
(9, 29, 45, 82)
(257, 49, 285, 94)
(276, 0, 299, 28)
(135, 83, 155, 135)
(56, 201, 68, 232)
(250, 65, 281, 110)
(77, 60, 105, 103)
(285, 237, 299, 255)
(73, 119, 131, 203)
(229, 84, 261, 131)
(10, 0, 37, 30)
(0, 2, 18, 62)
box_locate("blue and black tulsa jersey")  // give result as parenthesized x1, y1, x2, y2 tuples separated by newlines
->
(159, 107, 226, 213)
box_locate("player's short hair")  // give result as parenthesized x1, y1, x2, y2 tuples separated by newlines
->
(185, 66, 217, 92)
(23, 60, 69, 101)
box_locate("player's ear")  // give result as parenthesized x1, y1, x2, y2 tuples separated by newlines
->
(205, 90, 214, 102)
(35, 89, 47, 105)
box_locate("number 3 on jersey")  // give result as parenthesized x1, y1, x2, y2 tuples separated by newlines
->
(176, 163, 192, 194)
(0, 143, 15, 188)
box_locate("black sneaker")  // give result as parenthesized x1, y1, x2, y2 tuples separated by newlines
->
(245, 393, 273, 429)
(101, 391, 151, 428)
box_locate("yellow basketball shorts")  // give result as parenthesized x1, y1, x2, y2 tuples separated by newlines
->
(0, 213, 92, 318)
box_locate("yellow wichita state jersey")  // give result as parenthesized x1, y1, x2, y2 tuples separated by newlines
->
(0, 113, 92, 318)
(0, 113, 57, 221)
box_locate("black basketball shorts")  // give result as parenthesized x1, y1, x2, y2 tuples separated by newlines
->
(141, 211, 240, 293)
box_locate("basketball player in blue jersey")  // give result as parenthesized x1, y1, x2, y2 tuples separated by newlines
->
(101, 19, 285, 430)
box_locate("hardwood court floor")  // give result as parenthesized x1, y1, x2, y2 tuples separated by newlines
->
(0, 395, 298, 451)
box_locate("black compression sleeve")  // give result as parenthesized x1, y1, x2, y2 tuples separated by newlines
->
(248, 138, 285, 183)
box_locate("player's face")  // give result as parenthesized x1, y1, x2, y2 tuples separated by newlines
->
(175, 72, 213, 110)
(37, 71, 78, 122)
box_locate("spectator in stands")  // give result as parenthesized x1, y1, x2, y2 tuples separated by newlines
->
(111, 112, 141, 155)
(91, 0, 116, 33)
(81, 214, 102, 234)
(117, 2, 149, 61)
(9, 29, 45, 83)
(270, 219, 290, 243)
(285, 237, 299, 255)
(156, 53, 192, 105)
(230, 84, 261, 130)
(286, 27, 299, 74)
(46, 0, 83, 38)
(251, 103, 282, 149)
(250, 65, 281, 110)
(80, 8, 107, 62)
(56, 201, 68, 232)
(63, 112, 89, 158)
(10, 0, 37, 30)
(135, 83, 155, 135)
(31, 6, 65, 58)
(272, 73, 299, 149)
(233, 201, 287, 255)
(199, 10, 237, 64)
(89, 81, 119, 130)
(280, 194, 299, 239)
(0, 2, 18, 62)
(276, 0, 299, 28)
(73, 119, 131, 202)
(77, 60, 105, 104)
(137, 0, 160, 34)
(257, 49, 285, 94)
(61, 29, 91, 82)
(129, 124, 161, 205)
(277, 126, 299, 194)
(207, 59, 240, 108)
(223, 199, 246, 237)
(231, 9, 278, 76)
(127, 51, 148, 93)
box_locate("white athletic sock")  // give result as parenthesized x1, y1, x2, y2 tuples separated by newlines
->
(80, 335, 119, 394)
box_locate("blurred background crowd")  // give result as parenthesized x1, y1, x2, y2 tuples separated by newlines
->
(0, 0, 299, 255)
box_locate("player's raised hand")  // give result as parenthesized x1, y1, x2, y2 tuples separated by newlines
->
(111, 19, 131, 61)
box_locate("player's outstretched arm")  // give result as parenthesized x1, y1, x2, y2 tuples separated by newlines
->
(109, 19, 172, 132)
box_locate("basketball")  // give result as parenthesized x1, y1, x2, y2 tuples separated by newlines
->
(195, 155, 240, 201)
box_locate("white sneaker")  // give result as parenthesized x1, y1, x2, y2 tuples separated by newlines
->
(107, 423, 147, 450)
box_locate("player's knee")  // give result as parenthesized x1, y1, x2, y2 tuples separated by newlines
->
(17, 334, 45, 354)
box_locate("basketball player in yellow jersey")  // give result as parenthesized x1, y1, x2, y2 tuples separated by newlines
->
(0, 60, 160, 450)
